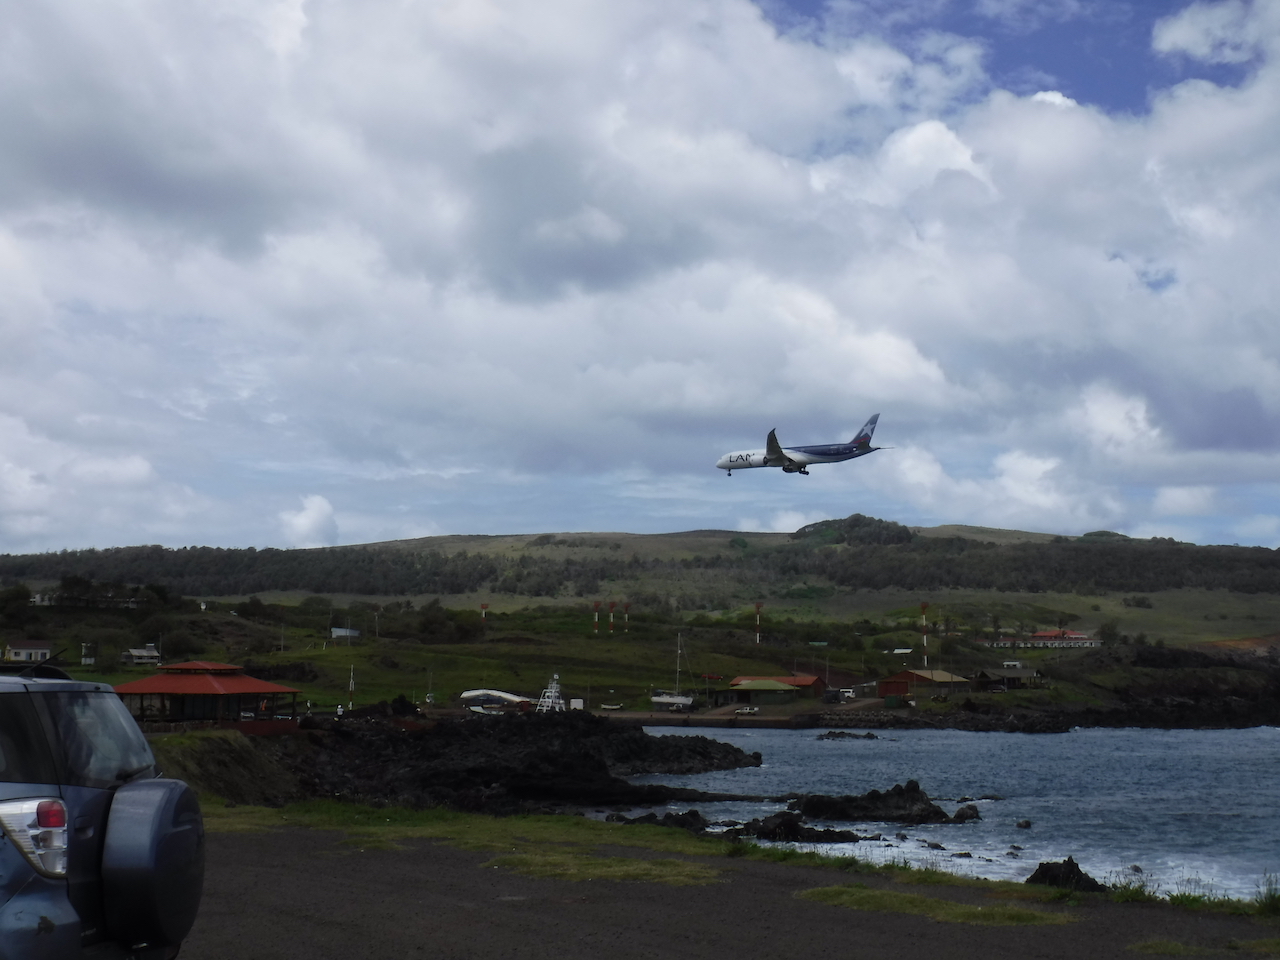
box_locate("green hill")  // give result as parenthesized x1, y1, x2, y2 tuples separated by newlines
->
(4, 513, 1280, 713)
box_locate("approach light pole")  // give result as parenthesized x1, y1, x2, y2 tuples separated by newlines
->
(593, 601, 601, 635)
(755, 602, 764, 644)
(623, 603, 630, 633)
(609, 601, 616, 635)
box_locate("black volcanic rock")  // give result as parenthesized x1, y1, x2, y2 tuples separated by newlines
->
(255, 711, 762, 815)
(726, 811, 868, 843)
(1025, 857, 1107, 893)
(788, 780, 955, 824)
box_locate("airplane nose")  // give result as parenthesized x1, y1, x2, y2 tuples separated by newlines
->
(715, 456, 728, 470)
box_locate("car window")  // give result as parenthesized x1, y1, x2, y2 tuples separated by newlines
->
(0, 693, 59, 784)
(42, 691, 154, 788)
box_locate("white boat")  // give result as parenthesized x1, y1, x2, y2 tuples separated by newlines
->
(650, 693, 694, 709)
(650, 634, 695, 710)
(460, 688, 532, 712)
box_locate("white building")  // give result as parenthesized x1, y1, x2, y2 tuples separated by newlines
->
(5, 639, 53, 662)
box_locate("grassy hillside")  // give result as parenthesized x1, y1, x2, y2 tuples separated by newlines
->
(5, 514, 1280, 712)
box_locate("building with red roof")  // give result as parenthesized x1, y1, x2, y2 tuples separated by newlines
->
(115, 661, 300, 723)
(729, 675, 827, 698)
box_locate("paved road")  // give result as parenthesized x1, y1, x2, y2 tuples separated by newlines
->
(182, 829, 1274, 960)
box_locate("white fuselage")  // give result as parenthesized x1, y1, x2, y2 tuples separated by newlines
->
(716, 415, 882, 475)
(716, 443, 873, 473)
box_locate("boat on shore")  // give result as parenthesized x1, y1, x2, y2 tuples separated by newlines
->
(650, 634, 695, 711)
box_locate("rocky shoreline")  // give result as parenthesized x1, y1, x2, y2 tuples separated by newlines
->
(608, 778, 985, 845)
(818, 695, 1280, 734)
(157, 711, 765, 815)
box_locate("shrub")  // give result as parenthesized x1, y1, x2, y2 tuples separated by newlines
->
(1255, 873, 1280, 916)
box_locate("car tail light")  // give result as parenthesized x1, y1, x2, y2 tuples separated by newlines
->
(37, 800, 67, 828)
(0, 798, 69, 877)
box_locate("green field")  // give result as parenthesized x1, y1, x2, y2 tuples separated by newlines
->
(6, 517, 1279, 710)
(51, 583, 1280, 713)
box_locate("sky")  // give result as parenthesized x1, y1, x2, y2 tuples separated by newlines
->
(2, 0, 1280, 553)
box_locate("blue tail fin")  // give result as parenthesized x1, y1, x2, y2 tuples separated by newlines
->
(852, 413, 880, 448)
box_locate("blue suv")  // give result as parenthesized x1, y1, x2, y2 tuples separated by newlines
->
(0, 665, 203, 960)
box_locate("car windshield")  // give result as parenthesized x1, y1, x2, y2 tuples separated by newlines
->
(0, 693, 58, 784)
(42, 691, 154, 788)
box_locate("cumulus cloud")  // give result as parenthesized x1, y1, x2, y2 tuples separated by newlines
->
(738, 509, 828, 533)
(2, 0, 1280, 550)
(279, 495, 339, 548)
(1153, 0, 1272, 63)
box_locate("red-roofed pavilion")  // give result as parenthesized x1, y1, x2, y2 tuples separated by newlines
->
(115, 661, 299, 723)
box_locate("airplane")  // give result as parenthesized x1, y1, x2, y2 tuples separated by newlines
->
(715, 414, 882, 476)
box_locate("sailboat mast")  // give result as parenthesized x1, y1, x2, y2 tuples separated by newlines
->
(675, 633, 681, 697)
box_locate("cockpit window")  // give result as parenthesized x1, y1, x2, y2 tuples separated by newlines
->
(42, 691, 154, 788)
(0, 693, 58, 784)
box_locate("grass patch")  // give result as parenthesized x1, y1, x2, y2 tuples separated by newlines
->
(202, 798, 724, 854)
(1256, 874, 1280, 916)
(483, 851, 720, 885)
(796, 883, 1072, 926)
(1230, 939, 1280, 955)
(1109, 877, 1164, 904)
(1126, 940, 1212, 955)
(1164, 892, 1250, 914)
(195, 796, 1273, 915)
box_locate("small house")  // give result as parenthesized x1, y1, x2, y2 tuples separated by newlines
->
(971, 667, 1041, 691)
(726, 679, 797, 706)
(121, 643, 161, 666)
(4, 639, 53, 663)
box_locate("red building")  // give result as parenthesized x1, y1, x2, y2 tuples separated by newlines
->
(876, 669, 970, 698)
(115, 661, 300, 724)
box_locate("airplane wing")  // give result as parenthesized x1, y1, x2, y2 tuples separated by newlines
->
(765, 429, 788, 467)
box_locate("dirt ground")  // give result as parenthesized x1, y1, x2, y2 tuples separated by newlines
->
(181, 829, 1276, 960)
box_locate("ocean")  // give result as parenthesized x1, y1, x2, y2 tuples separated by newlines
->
(628, 724, 1280, 899)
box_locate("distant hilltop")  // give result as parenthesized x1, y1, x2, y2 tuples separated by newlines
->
(0, 514, 1254, 600)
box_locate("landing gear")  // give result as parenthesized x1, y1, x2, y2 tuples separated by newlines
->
(799, 468, 809, 475)
(727, 471, 732, 476)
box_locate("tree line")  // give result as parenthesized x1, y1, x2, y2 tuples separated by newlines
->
(2, 514, 1280, 599)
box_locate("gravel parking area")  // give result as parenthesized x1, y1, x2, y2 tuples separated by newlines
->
(180, 829, 1276, 959)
